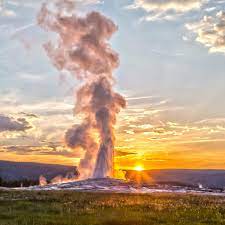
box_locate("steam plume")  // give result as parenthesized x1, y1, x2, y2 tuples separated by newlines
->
(38, 1, 126, 179)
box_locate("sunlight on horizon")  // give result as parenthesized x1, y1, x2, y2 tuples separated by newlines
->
(134, 165, 144, 171)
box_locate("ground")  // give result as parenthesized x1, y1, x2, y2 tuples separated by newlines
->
(0, 190, 225, 225)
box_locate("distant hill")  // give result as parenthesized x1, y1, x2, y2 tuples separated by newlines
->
(1, 160, 225, 189)
(126, 169, 225, 189)
(0, 160, 78, 182)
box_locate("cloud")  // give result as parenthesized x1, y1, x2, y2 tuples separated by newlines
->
(116, 97, 225, 149)
(0, 89, 74, 116)
(0, 0, 16, 17)
(74, 0, 102, 4)
(186, 11, 225, 54)
(126, 95, 156, 101)
(1, 144, 81, 157)
(0, 0, 101, 18)
(19, 112, 39, 119)
(129, 0, 207, 21)
(0, 114, 32, 132)
(0, 8, 16, 17)
(115, 150, 136, 157)
(195, 117, 225, 126)
(7, 0, 101, 8)
(11, 23, 36, 37)
(6, 0, 40, 9)
(18, 73, 45, 82)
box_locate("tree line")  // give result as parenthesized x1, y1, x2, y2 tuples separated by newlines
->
(0, 177, 39, 187)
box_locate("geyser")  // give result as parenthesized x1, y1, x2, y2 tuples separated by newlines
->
(38, 0, 126, 179)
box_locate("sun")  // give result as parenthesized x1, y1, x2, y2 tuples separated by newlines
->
(134, 165, 144, 171)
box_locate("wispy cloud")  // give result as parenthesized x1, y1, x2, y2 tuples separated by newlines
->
(126, 95, 156, 101)
(11, 23, 36, 37)
(18, 73, 45, 82)
(1, 144, 81, 157)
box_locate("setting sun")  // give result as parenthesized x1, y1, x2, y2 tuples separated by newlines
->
(134, 165, 144, 171)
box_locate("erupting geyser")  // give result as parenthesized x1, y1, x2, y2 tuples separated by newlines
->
(38, 0, 126, 179)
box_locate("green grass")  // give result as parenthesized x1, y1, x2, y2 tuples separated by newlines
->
(0, 190, 225, 225)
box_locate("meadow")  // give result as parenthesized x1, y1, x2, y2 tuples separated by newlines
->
(0, 190, 225, 225)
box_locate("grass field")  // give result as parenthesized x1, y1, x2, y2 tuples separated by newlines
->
(0, 190, 225, 225)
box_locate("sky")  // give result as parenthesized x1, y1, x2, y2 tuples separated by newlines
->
(0, 0, 225, 170)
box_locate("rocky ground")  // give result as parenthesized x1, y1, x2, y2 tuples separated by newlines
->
(17, 178, 225, 196)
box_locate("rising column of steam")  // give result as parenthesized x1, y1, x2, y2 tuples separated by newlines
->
(38, 1, 126, 179)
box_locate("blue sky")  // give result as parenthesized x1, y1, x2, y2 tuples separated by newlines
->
(1, 0, 225, 169)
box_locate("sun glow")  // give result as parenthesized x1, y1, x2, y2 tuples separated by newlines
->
(134, 165, 144, 171)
